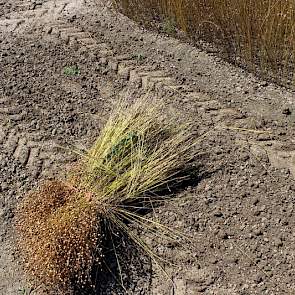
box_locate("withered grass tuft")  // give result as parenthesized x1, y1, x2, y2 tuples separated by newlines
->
(113, 0, 295, 87)
(16, 98, 198, 291)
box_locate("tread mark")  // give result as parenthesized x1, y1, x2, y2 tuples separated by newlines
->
(0, 96, 27, 121)
(21, 9, 49, 18)
(46, 23, 114, 53)
(13, 20, 26, 32)
(58, 3, 68, 13)
(0, 128, 6, 145)
(5, 132, 19, 155)
(13, 138, 30, 165)
(266, 144, 295, 178)
(117, 62, 136, 78)
(27, 147, 40, 164)
(0, 125, 61, 177)
(142, 76, 175, 89)
(0, 1, 73, 34)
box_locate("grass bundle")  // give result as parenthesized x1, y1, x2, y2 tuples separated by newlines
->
(16, 98, 198, 292)
(113, 0, 295, 87)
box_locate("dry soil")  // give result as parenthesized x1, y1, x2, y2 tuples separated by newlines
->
(1, 1, 295, 294)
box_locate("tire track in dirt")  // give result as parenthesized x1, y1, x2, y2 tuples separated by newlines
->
(0, 0, 79, 34)
(0, 127, 58, 178)
(25, 17, 295, 180)
(44, 21, 113, 53)
(1, 0, 243, 128)
(44, 21, 238, 122)
(0, 96, 26, 122)
(0, 95, 59, 178)
(0, 2, 100, 180)
(246, 139, 295, 179)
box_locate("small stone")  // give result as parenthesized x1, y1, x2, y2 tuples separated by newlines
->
(253, 198, 259, 205)
(47, 26, 53, 34)
(220, 231, 229, 240)
(99, 57, 107, 65)
(253, 210, 261, 216)
(228, 257, 239, 264)
(257, 133, 273, 141)
(281, 220, 289, 226)
(274, 238, 283, 247)
(196, 286, 207, 292)
(213, 211, 223, 217)
(260, 205, 266, 212)
(210, 257, 219, 264)
(282, 108, 292, 115)
(0, 183, 8, 191)
(254, 274, 264, 284)
(260, 81, 268, 87)
(253, 228, 263, 236)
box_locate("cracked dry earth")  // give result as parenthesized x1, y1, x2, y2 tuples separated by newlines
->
(1, 0, 295, 294)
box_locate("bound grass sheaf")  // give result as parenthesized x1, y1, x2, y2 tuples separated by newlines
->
(16, 98, 198, 292)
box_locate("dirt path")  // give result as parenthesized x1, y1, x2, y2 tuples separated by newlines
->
(1, 1, 295, 294)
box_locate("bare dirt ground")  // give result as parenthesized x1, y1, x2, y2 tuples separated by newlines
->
(1, 0, 295, 294)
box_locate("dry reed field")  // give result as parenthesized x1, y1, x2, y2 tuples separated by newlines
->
(113, 0, 295, 87)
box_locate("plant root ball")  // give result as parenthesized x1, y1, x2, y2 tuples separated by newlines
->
(16, 181, 103, 291)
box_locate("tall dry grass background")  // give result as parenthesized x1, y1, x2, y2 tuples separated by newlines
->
(113, 0, 295, 87)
